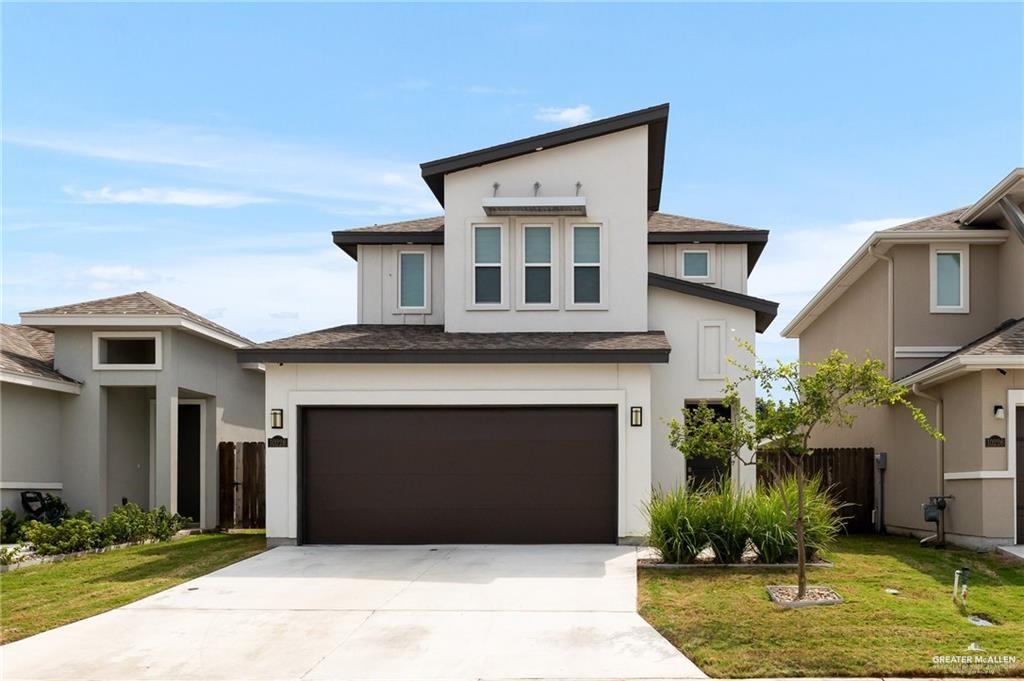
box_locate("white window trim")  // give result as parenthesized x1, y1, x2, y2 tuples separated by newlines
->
(466, 219, 510, 310)
(678, 244, 718, 284)
(930, 243, 970, 314)
(565, 220, 609, 310)
(515, 219, 559, 310)
(395, 248, 432, 314)
(698, 320, 727, 380)
(92, 331, 162, 371)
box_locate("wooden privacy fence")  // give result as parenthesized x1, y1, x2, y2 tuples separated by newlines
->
(757, 447, 875, 534)
(218, 441, 266, 529)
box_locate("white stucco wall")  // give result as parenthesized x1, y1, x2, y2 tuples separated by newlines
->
(648, 286, 758, 492)
(442, 127, 649, 332)
(262, 362, 653, 542)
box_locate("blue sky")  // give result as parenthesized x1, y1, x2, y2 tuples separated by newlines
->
(4, 2, 1022, 364)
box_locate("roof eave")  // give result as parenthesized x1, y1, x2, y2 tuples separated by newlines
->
(19, 314, 251, 349)
(419, 104, 669, 212)
(959, 168, 1024, 225)
(647, 230, 769, 272)
(0, 369, 81, 394)
(332, 230, 445, 261)
(647, 272, 779, 333)
(899, 355, 1024, 389)
(236, 348, 670, 365)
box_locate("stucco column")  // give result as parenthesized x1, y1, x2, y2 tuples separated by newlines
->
(153, 386, 178, 512)
(59, 381, 107, 515)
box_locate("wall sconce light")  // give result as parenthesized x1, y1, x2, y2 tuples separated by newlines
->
(630, 406, 643, 427)
(993, 405, 1005, 420)
(270, 409, 284, 429)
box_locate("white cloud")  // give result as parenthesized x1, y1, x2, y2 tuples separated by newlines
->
(535, 105, 594, 126)
(67, 185, 272, 208)
(6, 122, 438, 217)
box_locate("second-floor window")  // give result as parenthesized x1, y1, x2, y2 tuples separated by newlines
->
(571, 224, 602, 305)
(473, 225, 503, 305)
(523, 225, 554, 306)
(679, 244, 717, 283)
(398, 251, 427, 310)
(930, 244, 969, 313)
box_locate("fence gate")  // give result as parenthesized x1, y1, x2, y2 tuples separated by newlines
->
(217, 441, 266, 529)
(757, 447, 876, 533)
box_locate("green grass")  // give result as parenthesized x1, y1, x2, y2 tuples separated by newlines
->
(639, 535, 1024, 678)
(0, 531, 265, 643)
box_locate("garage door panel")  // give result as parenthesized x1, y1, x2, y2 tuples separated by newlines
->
(301, 406, 617, 544)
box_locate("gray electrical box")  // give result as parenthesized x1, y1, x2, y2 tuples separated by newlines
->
(875, 452, 887, 470)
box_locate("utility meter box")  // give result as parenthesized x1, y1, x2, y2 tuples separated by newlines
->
(875, 452, 887, 470)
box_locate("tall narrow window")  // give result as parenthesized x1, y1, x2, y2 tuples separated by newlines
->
(474, 225, 502, 304)
(523, 225, 552, 304)
(935, 252, 961, 307)
(572, 225, 601, 304)
(399, 252, 425, 309)
(930, 244, 969, 313)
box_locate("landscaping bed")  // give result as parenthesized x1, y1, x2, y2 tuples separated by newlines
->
(0, 531, 265, 643)
(639, 534, 1024, 678)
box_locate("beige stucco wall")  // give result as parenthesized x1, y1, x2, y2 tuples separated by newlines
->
(442, 126, 649, 332)
(648, 286, 758, 493)
(647, 243, 748, 293)
(262, 362, 653, 542)
(357, 244, 445, 325)
(105, 386, 152, 513)
(996, 231, 1024, 320)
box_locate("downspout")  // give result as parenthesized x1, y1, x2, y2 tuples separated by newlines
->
(867, 244, 894, 379)
(912, 383, 945, 544)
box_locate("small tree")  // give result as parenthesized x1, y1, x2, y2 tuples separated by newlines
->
(669, 345, 941, 599)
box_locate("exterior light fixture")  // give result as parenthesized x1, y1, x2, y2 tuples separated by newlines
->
(270, 409, 284, 429)
(993, 405, 1005, 419)
(630, 406, 643, 427)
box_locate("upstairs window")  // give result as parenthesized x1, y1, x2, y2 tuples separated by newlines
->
(93, 331, 162, 370)
(930, 244, 969, 313)
(571, 225, 602, 305)
(679, 244, 717, 283)
(473, 225, 503, 305)
(523, 225, 554, 306)
(398, 251, 426, 310)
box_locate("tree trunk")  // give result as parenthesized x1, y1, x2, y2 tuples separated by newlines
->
(795, 456, 807, 600)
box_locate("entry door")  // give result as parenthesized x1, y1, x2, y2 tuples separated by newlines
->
(1017, 407, 1023, 542)
(177, 404, 202, 523)
(301, 406, 618, 544)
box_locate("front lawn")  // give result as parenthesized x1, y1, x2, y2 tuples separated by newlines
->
(639, 535, 1023, 678)
(0, 531, 265, 643)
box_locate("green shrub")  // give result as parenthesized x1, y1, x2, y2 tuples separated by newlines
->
(0, 544, 25, 565)
(643, 486, 708, 563)
(702, 484, 750, 563)
(100, 503, 151, 544)
(1, 508, 23, 543)
(22, 518, 107, 555)
(147, 506, 187, 541)
(749, 476, 844, 562)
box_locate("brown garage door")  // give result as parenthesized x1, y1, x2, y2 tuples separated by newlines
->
(301, 406, 617, 544)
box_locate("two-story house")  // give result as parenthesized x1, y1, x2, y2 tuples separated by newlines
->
(2, 292, 265, 527)
(239, 104, 779, 546)
(783, 169, 1024, 550)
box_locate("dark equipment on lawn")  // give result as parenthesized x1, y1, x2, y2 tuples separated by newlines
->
(921, 495, 953, 548)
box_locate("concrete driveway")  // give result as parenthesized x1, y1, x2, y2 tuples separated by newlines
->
(2, 544, 703, 681)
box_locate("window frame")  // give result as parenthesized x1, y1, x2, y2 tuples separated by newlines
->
(930, 243, 970, 314)
(515, 219, 559, 310)
(395, 248, 432, 314)
(678, 244, 717, 284)
(92, 331, 162, 371)
(467, 219, 510, 310)
(565, 220, 608, 310)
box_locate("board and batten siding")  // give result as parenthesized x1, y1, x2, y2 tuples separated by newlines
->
(647, 243, 749, 294)
(357, 244, 445, 325)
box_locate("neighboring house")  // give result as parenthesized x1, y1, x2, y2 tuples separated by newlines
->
(1, 292, 265, 528)
(783, 169, 1024, 550)
(238, 104, 780, 546)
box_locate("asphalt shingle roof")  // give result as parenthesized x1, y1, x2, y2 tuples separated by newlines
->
(901, 318, 1024, 381)
(238, 324, 670, 363)
(883, 208, 968, 232)
(0, 325, 77, 385)
(24, 291, 252, 345)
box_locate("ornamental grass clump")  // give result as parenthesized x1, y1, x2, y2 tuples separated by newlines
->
(702, 484, 750, 563)
(746, 483, 796, 563)
(644, 486, 708, 564)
